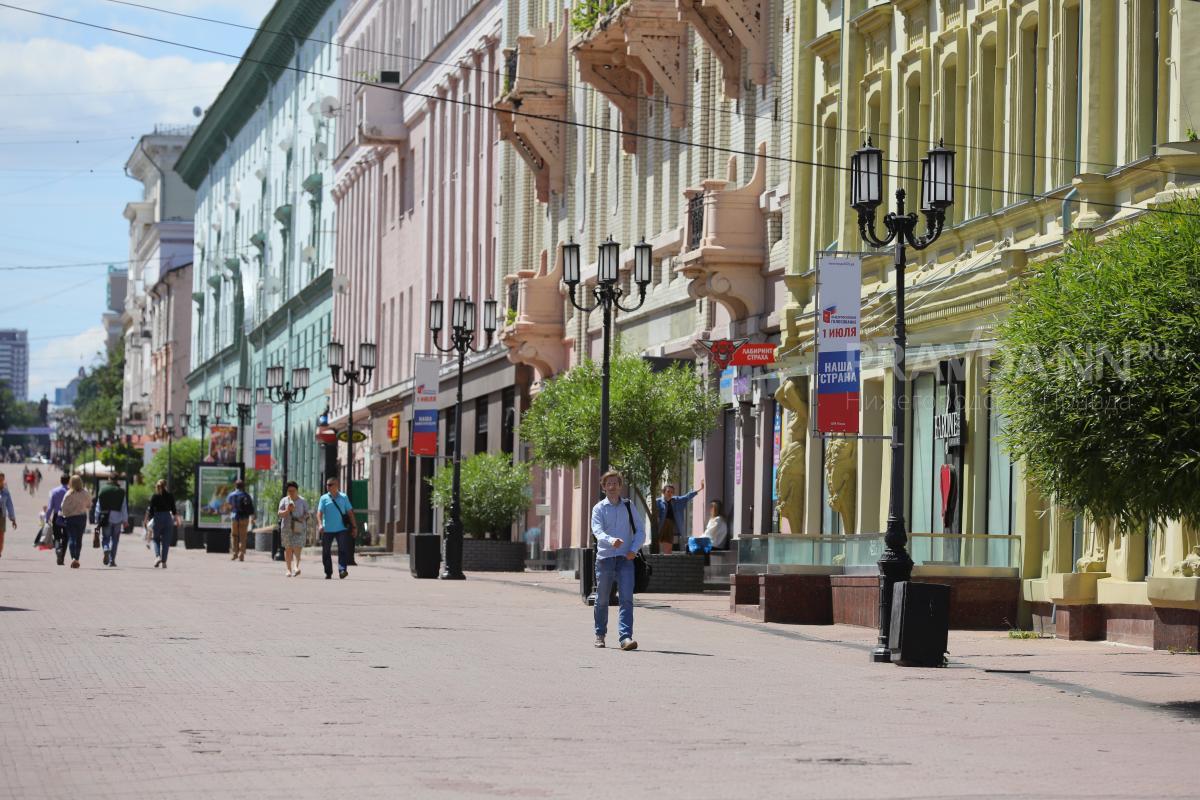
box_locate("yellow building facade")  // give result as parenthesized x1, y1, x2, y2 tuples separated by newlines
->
(777, 0, 1200, 647)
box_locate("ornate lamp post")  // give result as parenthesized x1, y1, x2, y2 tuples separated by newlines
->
(190, 399, 212, 461)
(327, 339, 375, 491)
(850, 137, 955, 663)
(266, 366, 310, 500)
(429, 294, 498, 580)
(562, 236, 652, 604)
(232, 386, 254, 462)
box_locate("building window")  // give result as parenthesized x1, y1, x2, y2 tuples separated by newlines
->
(474, 396, 489, 455)
(985, 387, 1015, 566)
(500, 387, 515, 455)
(908, 373, 935, 562)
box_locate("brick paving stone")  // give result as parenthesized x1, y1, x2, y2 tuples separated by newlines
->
(2, 464, 1200, 799)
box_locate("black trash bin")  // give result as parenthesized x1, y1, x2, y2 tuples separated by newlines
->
(206, 529, 231, 554)
(183, 523, 204, 550)
(409, 533, 441, 578)
(889, 581, 951, 667)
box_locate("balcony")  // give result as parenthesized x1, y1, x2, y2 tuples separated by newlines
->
(571, 0, 689, 154)
(354, 82, 407, 146)
(498, 247, 567, 385)
(676, 142, 767, 319)
(495, 17, 570, 203)
(676, 0, 769, 99)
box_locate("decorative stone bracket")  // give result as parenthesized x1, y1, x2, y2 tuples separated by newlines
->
(495, 17, 570, 203)
(676, 0, 769, 100)
(572, 0, 689, 154)
(676, 142, 767, 318)
(499, 246, 568, 385)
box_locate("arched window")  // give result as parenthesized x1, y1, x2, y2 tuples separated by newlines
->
(1016, 14, 1043, 199)
(817, 113, 839, 251)
(976, 37, 999, 215)
(1060, 2, 1082, 184)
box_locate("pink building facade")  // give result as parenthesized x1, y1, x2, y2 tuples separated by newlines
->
(332, 0, 522, 550)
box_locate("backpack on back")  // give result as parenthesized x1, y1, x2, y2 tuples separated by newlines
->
(236, 492, 255, 518)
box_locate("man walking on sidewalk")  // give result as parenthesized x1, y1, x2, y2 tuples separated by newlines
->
(46, 474, 68, 565)
(590, 469, 645, 651)
(225, 480, 256, 562)
(317, 476, 356, 580)
(94, 476, 128, 567)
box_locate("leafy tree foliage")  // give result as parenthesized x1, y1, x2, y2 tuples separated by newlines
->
(100, 441, 143, 481)
(521, 349, 721, 550)
(73, 341, 124, 433)
(141, 438, 204, 501)
(995, 198, 1200, 529)
(429, 452, 532, 538)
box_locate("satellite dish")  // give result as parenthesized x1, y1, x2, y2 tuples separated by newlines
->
(313, 142, 328, 161)
(301, 245, 316, 263)
(192, 106, 203, 118)
(319, 96, 339, 119)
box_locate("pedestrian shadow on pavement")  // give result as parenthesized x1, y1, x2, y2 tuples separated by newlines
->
(635, 649, 714, 657)
(0, 606, 30, 612)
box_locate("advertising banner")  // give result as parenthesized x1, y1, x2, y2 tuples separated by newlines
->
(815, 254, 862, 434)
(412, 356, 441, 456)
(195, 464, 242, 529)
(253, 404, 273, 470)
(208, 424, 239, 464)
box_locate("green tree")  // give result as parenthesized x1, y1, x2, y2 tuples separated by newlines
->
(100, 441, 143, 480)
(141, 438, 204, 501)
(994, 198, 1200, 530)
(429, 452, 532, 539)
(521, 349, 721, 551)
(74, 342, 124, 433)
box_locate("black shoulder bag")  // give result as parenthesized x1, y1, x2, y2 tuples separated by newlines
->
(624, 500, 652, 593)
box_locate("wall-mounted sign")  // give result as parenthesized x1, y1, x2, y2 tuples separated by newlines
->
(253, 403, 273, 470)
(815, 254, 862, 433)
(934, 410, 963, 445)
(730, 342, 776, 366)
(337, 430, 367, 443)
(386, 414, 401, 443)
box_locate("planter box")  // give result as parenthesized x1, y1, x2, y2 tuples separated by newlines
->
(254, 529, 273, 551)
(644, 553, 705, 593)
(182, 524, 204, 550)
(205, 530, 231, 554)
(462, 539, 525, 572)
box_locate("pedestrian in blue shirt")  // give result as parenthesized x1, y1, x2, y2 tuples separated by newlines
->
(224, 480, 256, 562)
(590, 469, 645, 651)
(655, 479, 703, 554)
(317, 476, 357, 580)
(46, 474, 68, 565)
(0, 473, 15, 559)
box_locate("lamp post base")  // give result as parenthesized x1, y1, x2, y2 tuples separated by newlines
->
(872, 541, 914, 664)
(441, 518, 465, 580)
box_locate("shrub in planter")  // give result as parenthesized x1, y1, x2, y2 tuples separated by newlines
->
(429, 452, 531, 539)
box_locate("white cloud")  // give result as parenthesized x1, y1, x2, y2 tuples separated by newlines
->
(0, 38, 237, 136)
(28, 326, 108, 401)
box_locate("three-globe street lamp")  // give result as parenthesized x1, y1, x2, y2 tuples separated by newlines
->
(266, 365, 310, 502)
(429, 294, 498, 580)
(327, 339, 376, 504)
(562, 235, 652, 604)
(154, 412, 181, 493)
(850, 137, 955, 663)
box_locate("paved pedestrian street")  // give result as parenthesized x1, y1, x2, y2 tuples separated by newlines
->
(0, 469, 1197, 799)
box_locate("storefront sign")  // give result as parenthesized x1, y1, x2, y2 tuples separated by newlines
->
(730, 342, 776, 366)
(412, 355, 441, 456)
(815, 254, 862, 433)
(387, 414, 401, 443)
(698, 338, 748, 370)
(719, 367, 735, 404)
(934, 410, 962, 445)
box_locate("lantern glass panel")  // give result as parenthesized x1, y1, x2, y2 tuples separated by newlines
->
(483, 300, 498, 333)
(222, 385, 232, 405)
(359, 342, 377, 369)
(198, 400, 211, 417)
(430, 299, 444, 332)
(452, 297, 466, 329)
(237, 386, 251, 406)
(634, 238, 652, 285)
(598, 237, 619, 284)
(293, 367, 311, 390)
(562, 240, 581, 285)
(166, 413, 174, 428)
(327, 341, 344, 369)
(464, 301, 476, 333)
(255, 388, 264, 405)
(927, 146, 954, 207)
(154, 412, 162, 428)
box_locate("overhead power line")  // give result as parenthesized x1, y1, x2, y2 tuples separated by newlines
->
(1, 2, 1198, 222)
(100, 0, 1200, 185)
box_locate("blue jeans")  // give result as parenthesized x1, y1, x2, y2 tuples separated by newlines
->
(63, 515, 87, 561)
(687, 536, 712, 554)
(152, 512, 174, 563)
(322, 530, 350, 576)
(594, 556, 635, 640)
(101, 523, 122, 561)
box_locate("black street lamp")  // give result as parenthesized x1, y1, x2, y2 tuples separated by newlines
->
(850, 137, 955, 663)
(266, 366, 310, 500)
(232, 386, 254, 461)
(562, 235, 652, 604)
(327, 339, 375, 505)
(189, 399, 212, 460)
(154, 411, 179, 493)
(429, 294, 498, 580)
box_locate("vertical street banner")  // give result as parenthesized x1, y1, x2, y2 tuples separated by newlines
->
(412, 355, 441, 457)
(815, 254, 862, 434)
(253, 404, 272, 470)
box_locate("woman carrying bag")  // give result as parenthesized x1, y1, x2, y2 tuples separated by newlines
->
(59, 475, 91, 569)
(144, 480, 180, 569)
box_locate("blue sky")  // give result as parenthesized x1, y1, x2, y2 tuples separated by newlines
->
(0, 0, 277, 401)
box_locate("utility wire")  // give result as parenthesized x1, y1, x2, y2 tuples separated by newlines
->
(3, 2, 1199, 222)
(101, 0, 1200, 186)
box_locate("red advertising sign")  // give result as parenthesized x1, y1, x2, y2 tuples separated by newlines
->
(730, 342, 776, 366)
